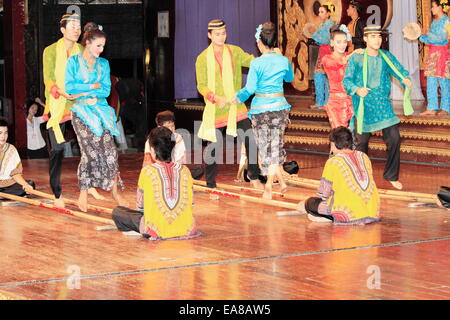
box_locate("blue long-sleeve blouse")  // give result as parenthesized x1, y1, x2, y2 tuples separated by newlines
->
(65, 54, 119, 137)
(419, 15, 450, 46)
(236, 52, 294, 119)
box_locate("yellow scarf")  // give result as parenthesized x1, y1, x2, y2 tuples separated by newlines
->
(46, 38, 81, 144)
(197, 44, 237, 143)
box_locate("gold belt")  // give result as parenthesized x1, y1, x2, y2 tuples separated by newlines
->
(329, 93, 349, 98)
(255, 92, 284, 98)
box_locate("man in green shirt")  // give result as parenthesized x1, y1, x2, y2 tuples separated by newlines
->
(195, 19, 262, 196)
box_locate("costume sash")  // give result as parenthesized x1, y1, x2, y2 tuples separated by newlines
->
(46, 38, 81, 143)
(356, 49, 413, 134)
(197, 44, 237, 143)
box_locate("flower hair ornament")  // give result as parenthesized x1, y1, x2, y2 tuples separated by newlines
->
(442, 0, 449, 13)
(255, 24, 263, 43)
(98, 24, 103, 31)
(339, 24, 352, 41)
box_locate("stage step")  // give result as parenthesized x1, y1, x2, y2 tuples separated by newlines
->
(288, 120, 450, 142)
(173, 103, 450, 165)
(286, 108, 450, 164)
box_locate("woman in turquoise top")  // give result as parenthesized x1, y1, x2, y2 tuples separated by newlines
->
(419, 0, 450, 116)
(65, 22, 127, 212)
(235, 22, 294, 200)
(310, 5, 335, 109)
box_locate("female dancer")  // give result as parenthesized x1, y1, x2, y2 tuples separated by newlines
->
(322, 25, 364, 128)
(419, 0, 449, 116)
(234, 22, 294, 199)
(65, 22, 127, 211)
(310, 5, 334, 110)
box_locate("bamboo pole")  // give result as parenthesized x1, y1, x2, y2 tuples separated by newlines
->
(0, 191, 115, 225)
(193, 180, 309, 201)
(193, 185, 299, 210)
(27, 189, 114, 214)
(286, 176, 437, 202)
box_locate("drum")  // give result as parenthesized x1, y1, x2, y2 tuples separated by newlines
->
(402, 22, 421, 41)
(302, 22, 318, 38)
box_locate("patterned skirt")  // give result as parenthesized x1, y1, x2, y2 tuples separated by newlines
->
(425, 44, 450, 79)
(325, 94, 354, 128)
(251, 109, 290, 176)
(72, 112, 123, 191)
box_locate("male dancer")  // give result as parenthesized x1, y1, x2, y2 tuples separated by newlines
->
(195, 19, 263, 198)
(43, 13, 102, 207)
(343, 25, 412, 190)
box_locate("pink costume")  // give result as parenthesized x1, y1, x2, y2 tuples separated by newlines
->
(322, 53, 353, 128)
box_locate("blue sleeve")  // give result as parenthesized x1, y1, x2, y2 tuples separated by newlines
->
(236, 60, 259, 103)
(419, 19, 449, 44)
(82, 59, 112, 99)
(384, 50, 409, 82)
(312, 20, 332, 45)
(343, 55, 360, 96)
(284, 59, 294, 83)
(65, 56, 92, 94)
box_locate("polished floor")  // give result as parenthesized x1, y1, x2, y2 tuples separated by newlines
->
(0, 151, 449, 300)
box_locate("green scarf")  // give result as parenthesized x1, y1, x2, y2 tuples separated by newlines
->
(356, 49, 413, 134)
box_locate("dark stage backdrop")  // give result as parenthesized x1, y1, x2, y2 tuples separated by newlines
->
(174, 0, 271, 99)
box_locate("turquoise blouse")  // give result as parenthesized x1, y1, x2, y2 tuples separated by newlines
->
(65, 54, 119, 137)
(236, 52, 294, 119)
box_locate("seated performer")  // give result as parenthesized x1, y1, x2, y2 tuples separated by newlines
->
(143, 110, 186, 166)
(234, 22, 294, 199)
(112, 126, 201, 240)
(297, 127, 380, 225)
(322, 25, 364, 128)
(0, 119, 35, 197)
(143, 110, 203, 179)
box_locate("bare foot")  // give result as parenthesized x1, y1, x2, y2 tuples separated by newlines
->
(112, 189, 129, 207)
(209, 193, 219, 200)
(54, 196, 65, 208)
(297, 200, 306, 213)
(262, 184, 272, 200)
(78, 191, 88, 212)
(420, 110, 436, 116)
(88, 188, 106, 200)
(436, 110, 449, 116)
(280, 182, 288, 194)
(250, 179, 265, 190)
(389, 180, 403, 190)
(307, 213, 332, 223)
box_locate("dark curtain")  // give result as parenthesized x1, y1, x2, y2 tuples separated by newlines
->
(174, 0, 270, 99)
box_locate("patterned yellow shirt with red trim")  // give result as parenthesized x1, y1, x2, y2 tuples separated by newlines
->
(137, 162, 197, 239)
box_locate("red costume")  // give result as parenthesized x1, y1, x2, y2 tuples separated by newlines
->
(322, 54, 353, 128)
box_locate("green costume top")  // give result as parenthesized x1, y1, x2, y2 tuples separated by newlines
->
(195, 44, 254, 128)
(343, 49, 410, 133)
(42, 40, 84, 122)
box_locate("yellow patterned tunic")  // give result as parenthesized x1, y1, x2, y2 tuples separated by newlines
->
(137, 162, 199, 240)
(317, 150, 380, 225)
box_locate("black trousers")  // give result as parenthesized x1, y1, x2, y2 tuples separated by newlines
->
(112, 206, 150, 238)
(355, 124, 401, 181)
(48, 123, 66, 199)
(0, 180, 35, 198)
(204, 118, 261, 188)
(305, 197, 334, 221)
(27, 146, 49, 159)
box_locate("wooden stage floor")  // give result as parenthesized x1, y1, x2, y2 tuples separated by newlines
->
(1, 152, 449, 300)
